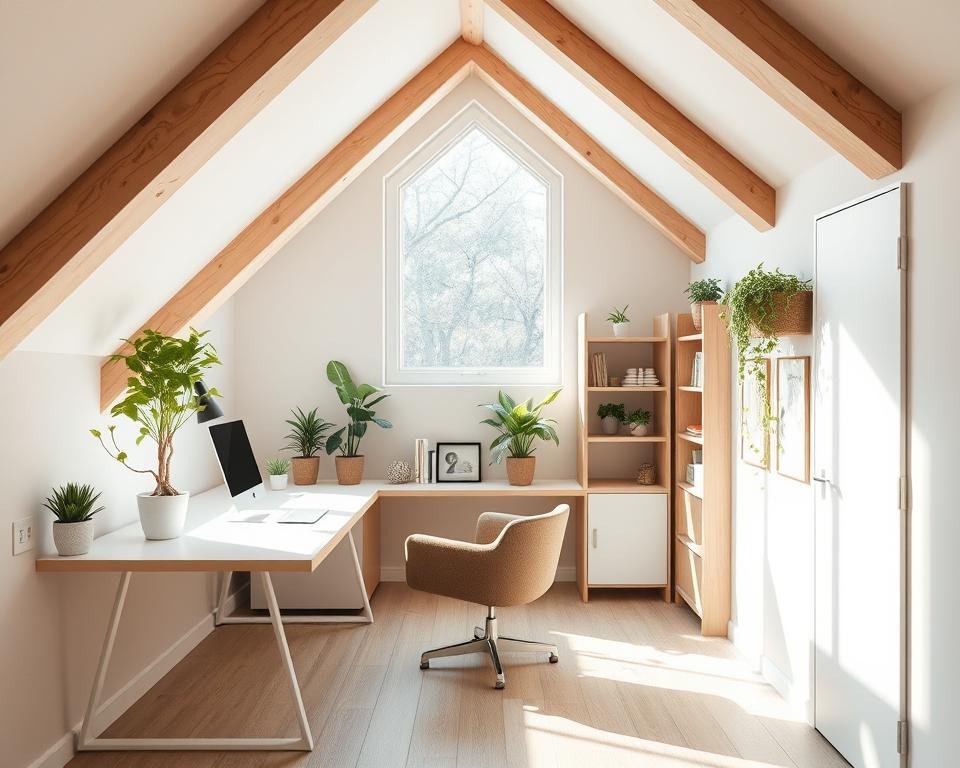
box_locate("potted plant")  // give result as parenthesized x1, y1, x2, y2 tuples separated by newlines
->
(723, 264, 813, 432)
(283, 407, 334, 485)
(324, 361, 392, 485)
(626, 408, 652, 437)
(266, 457, 291, 490)
(92, 328, 220, 540)
(44, 483, 104, 556)
(597, 403, 625, 435)
(480, 390, 560, 486)
(684, 278, 724, 332)
(606, 305, 630, 337)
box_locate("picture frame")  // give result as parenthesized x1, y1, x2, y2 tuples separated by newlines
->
(740, 358, 770, 469)
(776, 356, 811, 483)
(435, 442, 482, 483)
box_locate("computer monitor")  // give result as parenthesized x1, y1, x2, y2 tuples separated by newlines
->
(208, 420, 263, 503)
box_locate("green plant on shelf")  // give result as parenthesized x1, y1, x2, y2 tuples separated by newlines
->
(479, 389, 561, 463)
(597, 403, 626, 422)
(625, 408, 651, 426)
(684, 278, 724, 303)
(284, 407, 334, 458)
(605, 305, 629, 324)
(324, 361, 392, 457)
(43, 483, 104, 523)
(266, 457, 291, 476)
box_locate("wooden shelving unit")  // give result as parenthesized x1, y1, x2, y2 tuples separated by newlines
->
(674, 305, 731, 636)
(576, 313, 672, 603)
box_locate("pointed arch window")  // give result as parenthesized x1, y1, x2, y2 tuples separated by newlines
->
(384, 103, 562, 385)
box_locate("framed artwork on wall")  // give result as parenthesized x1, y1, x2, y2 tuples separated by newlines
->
(776, 356, 811, 483)
(740, 358, 770, 469)
(435, 442, 482, 482)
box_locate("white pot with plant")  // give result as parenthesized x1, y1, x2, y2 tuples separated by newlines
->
(44, 483, 104, 556)
(325, 361, 392, 485)
(606, 305, 630, 337)
(283, 408, 334, 485)
(92, 328, 221, 541)
(480, 389, 561, 486)
(627, 408, 652, 437)
(597, 403, 624, 435)
(684, 278, 724, 332)
(266, 458, 291, 490)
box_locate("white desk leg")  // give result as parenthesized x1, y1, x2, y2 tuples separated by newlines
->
(216, 530, 374, 625)
(214, 570, 232, 626)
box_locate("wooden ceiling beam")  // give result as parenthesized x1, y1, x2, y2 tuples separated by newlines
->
(653, 0, 901, 178)
(473, 45, 705, 262)
(460, 0, 485, 44)
(0, 0, 376, 363)
(100, 40, 476, 410)
(486, 0, 776, 231)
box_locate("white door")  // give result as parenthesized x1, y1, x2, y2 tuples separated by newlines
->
(814, 186, 906, 768)
(588, 493, 667, 585)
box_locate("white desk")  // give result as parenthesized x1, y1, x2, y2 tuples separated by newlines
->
(36, 479, 584, 753)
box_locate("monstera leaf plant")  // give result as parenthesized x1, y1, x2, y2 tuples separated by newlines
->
(325, 361, 392, 484)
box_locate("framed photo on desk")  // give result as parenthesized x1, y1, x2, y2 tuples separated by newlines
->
(435, 442, 482, 482)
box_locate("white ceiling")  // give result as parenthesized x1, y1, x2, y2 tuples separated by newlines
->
(7, 0, 960, 355)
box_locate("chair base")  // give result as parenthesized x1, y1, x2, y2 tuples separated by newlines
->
(419, 609, 558, 689)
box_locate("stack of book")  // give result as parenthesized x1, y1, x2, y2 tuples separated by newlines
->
(690, 352, 704, 387)
(685, 424, 703, 438)
(591, 353, 609, 386)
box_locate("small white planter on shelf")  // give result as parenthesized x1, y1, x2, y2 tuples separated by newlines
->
(630, 423, 650, 437)
(53, 520, 94, 556)
(137, 492, 189, 540)
(611, 322, 630, 337)
(269, 474, 289, 491)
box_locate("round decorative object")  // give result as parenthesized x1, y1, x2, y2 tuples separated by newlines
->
(386, 459, 413, 484)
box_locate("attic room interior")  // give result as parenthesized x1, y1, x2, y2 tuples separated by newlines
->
(1, 0, 956, 766)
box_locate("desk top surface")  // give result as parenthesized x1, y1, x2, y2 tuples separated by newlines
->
(35, 479, 583, 574)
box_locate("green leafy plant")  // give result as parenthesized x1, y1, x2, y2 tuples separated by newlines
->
(480, 390, 561, 463)
(597, 403, 626, 422)
(266, 457, 291, 476)
(684, 278, 724, 303)
(626, 408, 651, 426)
(606, 305, 630, 324)
(284, 407, 334, 457)
(92, 328, 221, 496)
(324, 361, 392, 457)
(43, 483, 104, 523)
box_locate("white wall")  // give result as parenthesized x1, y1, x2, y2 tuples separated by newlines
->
(232, 76, 691, 575)
(694, 79, 960, 765)
(0, 301, 236, 768)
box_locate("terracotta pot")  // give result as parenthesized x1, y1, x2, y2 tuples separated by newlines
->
(291, 457, 320, 486)
(506, 456, 536, 486)
(748, 291, 813, 337)
(691, 300, 716, 332)
(53, 519, 94, 556)
(336, 455, 365, 485)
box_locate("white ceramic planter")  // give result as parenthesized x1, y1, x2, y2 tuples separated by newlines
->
(600, 415, 621, 435)
(53, 519, 94, 556)
(136, 492, 189, 540)
(611, 322, 630, 337)
(630, 423, 650, 437)
(269, 474, 289, 491)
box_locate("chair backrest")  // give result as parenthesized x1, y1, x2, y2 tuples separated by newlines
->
(491, 504, 569, 606)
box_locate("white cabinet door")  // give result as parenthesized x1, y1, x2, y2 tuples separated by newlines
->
(588, 493, 667, 585)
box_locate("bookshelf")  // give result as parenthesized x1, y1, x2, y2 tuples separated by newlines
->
(577, 313, 672, 602)
(674, 305, 731, 636)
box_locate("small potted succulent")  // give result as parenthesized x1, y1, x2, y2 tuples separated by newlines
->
(597, 403, 625, 435)
(92, 328, 221, 540)
(44, 483, 104, 556)
(325, 361, 392, 485)
(284, 407, 334, 485)
(684, 278, 724, 332)
(626, 408, 652, 437)
(265, 457, 291, 490)
(480, 389, 560, 486)
(606, 305, 630, 337)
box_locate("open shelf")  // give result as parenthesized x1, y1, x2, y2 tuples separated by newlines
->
(678, 386, 702, 393)
(587, 386, 667, 392)
(677, 432, 704, 445)
(677, 481, 703, 500)
(588, 434, 667, 443)
(588, 479, 668, 494)
(676, 532, 704, 558)
(587, 336, 668, 344)
(678, 333, 704, 342)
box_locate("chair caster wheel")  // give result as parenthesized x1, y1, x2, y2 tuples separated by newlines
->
(495, 680, 505, 689)
(420, 661, 429, 670)
(549, 654, 559, 663)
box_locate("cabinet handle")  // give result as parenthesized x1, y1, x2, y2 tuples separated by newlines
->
(592, 528, 598, 548)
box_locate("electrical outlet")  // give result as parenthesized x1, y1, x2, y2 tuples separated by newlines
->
(13, 516, 34, 555)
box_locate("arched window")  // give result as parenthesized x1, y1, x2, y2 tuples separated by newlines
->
(384, 103, 562, 385)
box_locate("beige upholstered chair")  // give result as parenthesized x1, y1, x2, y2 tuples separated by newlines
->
(405, 504, 570, 689)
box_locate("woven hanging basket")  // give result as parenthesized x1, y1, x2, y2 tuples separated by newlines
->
(749, 291, 813, 337)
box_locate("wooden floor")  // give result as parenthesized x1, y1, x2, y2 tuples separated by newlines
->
(67, 583, 849, 768)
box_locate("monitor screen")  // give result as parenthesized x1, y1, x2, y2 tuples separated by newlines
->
(208, 420, 262, 498)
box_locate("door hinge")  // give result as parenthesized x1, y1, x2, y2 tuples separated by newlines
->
(899, 476, 909, 512)
(897, 235, 908, 270)
(897, 720, 909, 755)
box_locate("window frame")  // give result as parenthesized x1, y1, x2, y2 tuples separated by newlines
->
(383, 102, 563, 387)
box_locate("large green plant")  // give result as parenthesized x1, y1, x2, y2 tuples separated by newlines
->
(43, 483, 104, 523)
(684, 278, 723, 303)
(284, 407, 334, 457)
(92, 328, 220, 496)
(480, 390, 561, 463)
(324, 361, 392, 457)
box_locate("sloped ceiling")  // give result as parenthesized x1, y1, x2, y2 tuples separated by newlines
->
(6, 0, 955, 356)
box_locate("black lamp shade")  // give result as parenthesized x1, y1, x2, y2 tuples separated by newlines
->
(195, 381, 224, 423)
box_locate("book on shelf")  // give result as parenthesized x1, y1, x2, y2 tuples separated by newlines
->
(591, 352, 608, 386)
(691, 449, 703, 464)
(690, 351, 704, 388)
(685, 424, 703, 437)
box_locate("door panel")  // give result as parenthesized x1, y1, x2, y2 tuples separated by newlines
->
(588, 493, 667, 585)
(814, 186, 904, 768)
